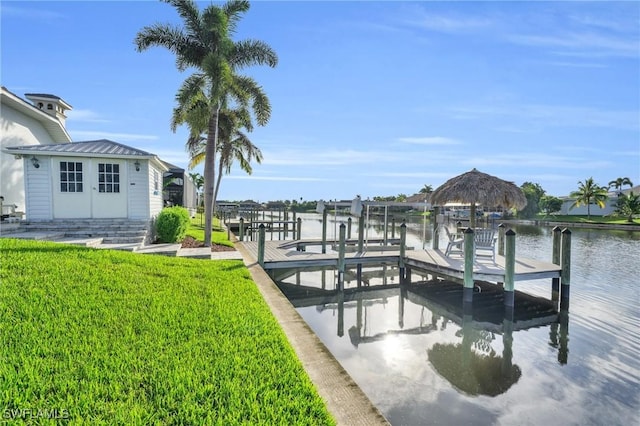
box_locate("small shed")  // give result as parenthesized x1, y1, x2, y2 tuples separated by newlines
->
(3, 139, 168, 221)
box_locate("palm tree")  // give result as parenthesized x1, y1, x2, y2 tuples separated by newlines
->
(186, 106, 263, 209)
(569, 177, 609, 219)
(420, 184, 433, 194)
(608, 177, 634, 193)
(135, 0, 277, 246)
(615, 192, 640, 223)
(188, 172, 204, 206)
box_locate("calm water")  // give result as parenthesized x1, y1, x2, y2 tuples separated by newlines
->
(269, 213, 640, 426)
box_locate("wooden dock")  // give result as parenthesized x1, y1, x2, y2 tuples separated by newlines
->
(237, 240, 562, 284)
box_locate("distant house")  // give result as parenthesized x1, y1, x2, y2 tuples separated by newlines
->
(162, 161, 198, 217)
(3, 139, 168, 221)
(1, 87, 72, 215)
(559, 185, 639, 216)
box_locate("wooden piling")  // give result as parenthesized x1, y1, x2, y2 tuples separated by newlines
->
(504, 229, 516, 308)
(296, 217, 302, 240)
(463, 228, 475, 304)
(391, 216, 396, 239)
(399, 223, 406, 283)
(322, 208, 328, 254)
(432, 207, 440, 250)
(551, 226, 562, 301)
(347, 217, 352, 239)
(561, 228, 572, 303)
(358, 214, 365, 253)
(498, 223, 506, 256)
(257, 223, 266, 266)
(239, 217, 245, 241)
(283, 209, 288, 238)
(338, 223, 346, 290)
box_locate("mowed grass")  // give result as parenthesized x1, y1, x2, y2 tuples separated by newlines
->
(0, 239, 334, 425)
(186, 214, 234, 247)
(535, 214, 640, 225)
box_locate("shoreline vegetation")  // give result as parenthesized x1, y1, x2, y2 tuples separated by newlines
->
(0, 223, 335, 424)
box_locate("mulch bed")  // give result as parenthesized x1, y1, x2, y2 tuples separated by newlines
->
(181, 236, 237, 252)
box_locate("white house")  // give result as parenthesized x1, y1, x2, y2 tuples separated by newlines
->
(3, 139, 168, 221)
(1, 87, 72, 215)
(559, 185, 639, 216)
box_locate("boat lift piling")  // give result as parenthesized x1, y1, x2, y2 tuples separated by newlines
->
(551, 226, 562, 301)
(561, 228, 572, 306)
(463, 228, 475, 305)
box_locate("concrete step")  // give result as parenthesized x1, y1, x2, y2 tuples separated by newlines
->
(96, 243, 141, 252)
(62, 230, 147, 237)
(102, 236, 146, 244)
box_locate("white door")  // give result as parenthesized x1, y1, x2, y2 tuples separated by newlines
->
(91, 160, 127, 218)
(53, 158, 91, 218)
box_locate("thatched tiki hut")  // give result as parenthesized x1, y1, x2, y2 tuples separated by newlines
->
(431, 168, 527, 228)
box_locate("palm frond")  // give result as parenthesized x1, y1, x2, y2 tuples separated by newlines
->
(231, 39, 278, 68)
(163, 0, 202, 39)
(222, 0, 250, 34)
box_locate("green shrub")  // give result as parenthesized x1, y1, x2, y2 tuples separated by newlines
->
(156, 206, 190, 242)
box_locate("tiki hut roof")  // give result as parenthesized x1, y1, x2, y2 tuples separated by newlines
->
(431, 168, 527, 210)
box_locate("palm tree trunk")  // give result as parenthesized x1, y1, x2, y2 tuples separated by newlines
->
(203, 109, 219, 247)
(213, 156, 224, 213)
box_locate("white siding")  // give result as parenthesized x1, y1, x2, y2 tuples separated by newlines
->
(560, 199, 617, 216)
(1, 105, 56, 212)
(149, 164, 163, 217)
(127, 159, 149, 219)
(24, 157, 52, 220)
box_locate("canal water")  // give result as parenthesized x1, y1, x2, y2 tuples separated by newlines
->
(269, 213, 639, 426)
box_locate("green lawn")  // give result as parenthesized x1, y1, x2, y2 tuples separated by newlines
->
(0, 238, 334, 425)
(534, 214, 640, 225)
(185, 214, 234, 247)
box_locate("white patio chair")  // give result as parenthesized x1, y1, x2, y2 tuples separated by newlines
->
(444, 227, 464, 257)
(474, 228, 497, 261)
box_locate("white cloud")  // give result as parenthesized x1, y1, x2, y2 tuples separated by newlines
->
(449, 103, 640, 131)
(261, 148, 405, 166)
(397, 137, 461, 146)
(66, 109, 110, 123)
(1, 5, 65, 21)
(226, 175, 330, 182)
(507, 32, 639, 58)
(460, 153, 612, 170)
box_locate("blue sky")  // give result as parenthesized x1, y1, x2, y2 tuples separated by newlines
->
(2, 1, 639, 202)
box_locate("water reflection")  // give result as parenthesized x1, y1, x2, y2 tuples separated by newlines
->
(427, 314, 521, 397)
(272, 214, 639, 425)
(276, 272, 568, 400)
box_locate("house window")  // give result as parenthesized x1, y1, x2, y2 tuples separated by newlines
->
(60, 162, 83, 192)
(153, 170, 159, 191)
(98, 163, 120, 193)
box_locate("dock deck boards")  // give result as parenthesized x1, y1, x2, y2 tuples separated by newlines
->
(237, 240, 562, 283)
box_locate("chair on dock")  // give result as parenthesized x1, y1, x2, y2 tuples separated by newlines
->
(474, 228, 497, 261)
(444, 227, 464, 257)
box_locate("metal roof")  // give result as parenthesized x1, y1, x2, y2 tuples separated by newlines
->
(24, 93, 64, 100)
(4, 139, 154, 157)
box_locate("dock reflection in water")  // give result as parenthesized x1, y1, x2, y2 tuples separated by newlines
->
(274, 264, 573, 425)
